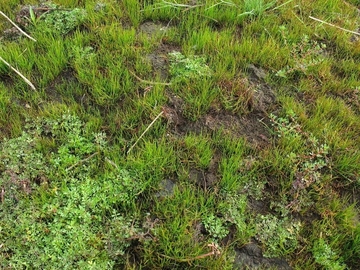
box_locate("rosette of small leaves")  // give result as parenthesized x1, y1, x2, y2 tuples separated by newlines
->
(42, 7, 87, 34)
(255, 214, 301, 257)
(202, 214, 229, 240)
(312, 239, 346, 270)
(169, 51, 212, 81)
(218, 193, 248, 232)
(270, 111, 330, 190)
(270, 111, 331, 213)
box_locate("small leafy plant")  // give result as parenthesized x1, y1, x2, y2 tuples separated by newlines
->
(218, 193, 251, 241)
(169, 51, 212, 81)
(28, 2, 87, 34)
(270, 110, 331, 213)
(0, 131, 47, 204)
(203, 193, 250, 243)
(202, 214, 229, 240)
(276, 33, 327, 78)
(255, 214, 301, 257)
(312, 238, 346, 270)
(44, 8, 86, 34)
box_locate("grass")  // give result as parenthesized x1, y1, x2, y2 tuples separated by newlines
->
(0, 0, 359, 269)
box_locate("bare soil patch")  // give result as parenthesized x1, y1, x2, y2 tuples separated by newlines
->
(234, 243, 292, 270)
(146, 43, 180, 80)
(45, 68, 74, 103)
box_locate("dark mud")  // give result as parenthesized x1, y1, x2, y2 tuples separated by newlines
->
(234, 243, 292, 270)
(162, 63, 277, 147)
(164, 93, 274, 149)
(145, 44, 176, 80)
(139, 21, 169, 38)
(45, 68, 74, 103)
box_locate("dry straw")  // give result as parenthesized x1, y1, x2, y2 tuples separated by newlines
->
(0, 10, 37, 90)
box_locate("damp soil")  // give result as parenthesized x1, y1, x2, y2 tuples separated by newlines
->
(234, 243, 292, 270)
(162, 63, 277, 149)
(45, 68, 75, 103)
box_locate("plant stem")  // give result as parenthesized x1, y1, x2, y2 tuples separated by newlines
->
(0, 10, 37, 41)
